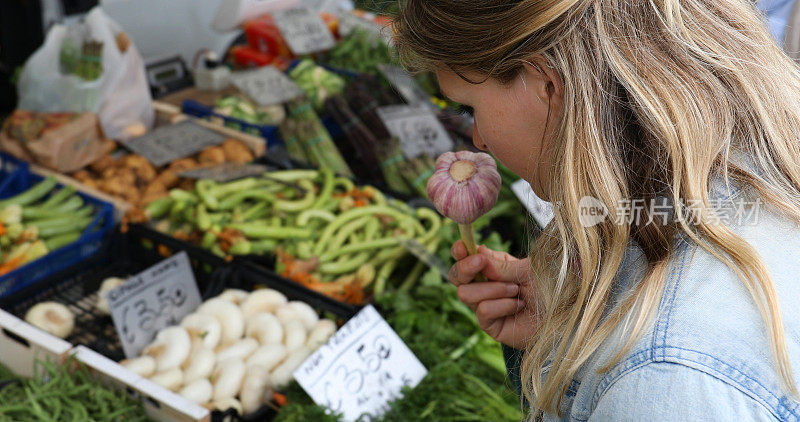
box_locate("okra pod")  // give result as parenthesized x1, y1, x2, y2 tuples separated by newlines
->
(40, 185, 76, 208)
(0, 177, 58, 208)
(44, 231, 82, 250)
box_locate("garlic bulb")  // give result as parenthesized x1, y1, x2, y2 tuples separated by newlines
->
(24, 302, 75, 338)
(427, 151, 501, 281)
(427, 151, 502, 225)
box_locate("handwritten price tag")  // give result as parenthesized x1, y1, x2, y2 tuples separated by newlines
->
(511, 179, 554, 228)
(107, 252, 203, 359)
(294, 305, 427, 421)
(376, 104, 454, 159)
(377, 65, 434, 109)
(272, 8, 336, 55)
(230, 67, 304, 107)
(178, 163, 269, 183)
(120, 121, 226, 167)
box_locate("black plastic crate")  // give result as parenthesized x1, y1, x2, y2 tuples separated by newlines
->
(0, 224, 357, 421)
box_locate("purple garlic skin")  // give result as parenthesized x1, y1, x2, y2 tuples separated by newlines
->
(427, 151, 502, 225)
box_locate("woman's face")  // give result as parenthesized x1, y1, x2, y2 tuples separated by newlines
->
(435, 61, 563, 200)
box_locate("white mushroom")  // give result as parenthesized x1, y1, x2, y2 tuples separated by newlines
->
(142, 326, 192, 371)
(212, 359, 246, 402)
(287, 301, 319, 331)
(182, 346, 216, 385)
(198, 299, 244, 345)
(240, 289, 287, 319)
(282, 320, 307, 353)
(120, 355, 157, 378)
(96, 277, 125, 315)
(179, 378, 213, 405)
(181, 313, 222, 350)
(270, 347, 311, 388)
(149, 367, 183, 392)
(24, 302, 74, 339)
(245, 312, 283, 345)
(246, 344, 287, 372)
(239, 365, 272, 415)
(306, 319, 337, 351)
(216, 338, 259, 364)
(217, 289, 249, 305)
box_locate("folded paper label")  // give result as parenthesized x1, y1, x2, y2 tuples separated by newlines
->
(294, 305, 428, 421)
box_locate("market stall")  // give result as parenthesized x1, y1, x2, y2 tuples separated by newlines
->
(0, 3, 534, 421)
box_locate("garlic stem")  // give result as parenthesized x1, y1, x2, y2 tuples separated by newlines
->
(458, 223, 487, 283)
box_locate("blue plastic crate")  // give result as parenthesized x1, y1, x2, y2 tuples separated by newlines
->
(0, 168, 115, 298)
(0, 152, 29, 194)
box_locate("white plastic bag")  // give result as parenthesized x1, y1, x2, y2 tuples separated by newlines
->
(17, 7, 154, 140)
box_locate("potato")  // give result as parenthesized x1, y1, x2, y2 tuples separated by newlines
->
(177, 179, 196, 191)
(141, 180, 168, 205)
(89, 154, 115, 173)
(169, 158, 199, 172)
(221, 139, 254, 164)
(119, 155, 156, 183)
(72, 170, 92, 182)
(154, 169, 179, 189)
(198, 146, 226, 165)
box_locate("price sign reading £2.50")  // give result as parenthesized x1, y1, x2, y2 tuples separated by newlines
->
(294, 305, 428, 421)
(107, 252, 203, 359)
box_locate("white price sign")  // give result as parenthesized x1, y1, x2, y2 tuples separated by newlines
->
(272, 8, 336, 55)
(377, 104, 454, 159)
(107, 252, 203, 359)
(511, 179, 554, 228)
(294, 305, 427, 421)
(377, 64, 434, 109)
(230, 67, 304, 107)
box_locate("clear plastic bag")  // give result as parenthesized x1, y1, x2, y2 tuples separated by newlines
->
(17, 7, 154, 140)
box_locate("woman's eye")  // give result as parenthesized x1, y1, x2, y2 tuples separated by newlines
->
(457, 105, 474, 116)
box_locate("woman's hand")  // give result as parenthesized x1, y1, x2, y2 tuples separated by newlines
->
(450, 241, 538, 350)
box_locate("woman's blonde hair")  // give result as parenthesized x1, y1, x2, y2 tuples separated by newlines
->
(395, 0, 800, 414)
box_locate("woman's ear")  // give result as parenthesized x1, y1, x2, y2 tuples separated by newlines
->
(523, 56, 564, 103)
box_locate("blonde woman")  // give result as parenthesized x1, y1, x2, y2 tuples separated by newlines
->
(395, 0, 800, 420)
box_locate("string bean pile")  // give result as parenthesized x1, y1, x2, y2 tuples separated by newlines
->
(0, 358, 149, 421)
(147, 168, 445, 303)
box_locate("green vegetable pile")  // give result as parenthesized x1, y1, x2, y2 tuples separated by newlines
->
(289, 60, 347, 110)
(0, 358, 149, 421)
(274, 268, 524, 422)
(214, 95, 286, 128)
(326, 29, 394, 74)
(0, 176, 102, 276)
(147, 168, 445, 303)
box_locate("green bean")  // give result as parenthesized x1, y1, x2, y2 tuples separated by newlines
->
(320, 251, 372, 275)
(297, 209, 336, 226)
(374, 258, 399, 296)
(326, 216, 372, 254)
(229, 223, 313, 240)
(240, 202, 270, 222)
(313, 206, 425, 256)
(320, 238, 400, 262)
(416, 207, 442, 243)
(311, 167, 335, 208)
(217, 190, 276, 210)
(333, 176, 355, 193)
(274, 180, 316, 212)
(263, 169, 318, 182)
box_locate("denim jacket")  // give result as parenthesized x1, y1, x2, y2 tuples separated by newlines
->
(505, 183, 800, 421)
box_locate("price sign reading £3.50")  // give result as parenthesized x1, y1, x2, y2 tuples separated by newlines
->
(377, 104, 454, 160)
(107, 252, 203, 359)
(294, 305, 428, 421)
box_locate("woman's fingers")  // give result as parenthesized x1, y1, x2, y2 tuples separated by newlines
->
(457, 282, 519, 309)
(449, 253, 486, 286)
(451, 240, 468, 261)
(475, 298, 525, 327)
